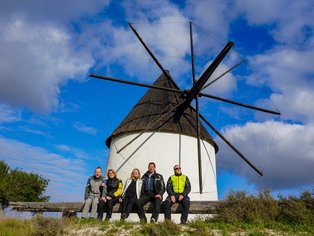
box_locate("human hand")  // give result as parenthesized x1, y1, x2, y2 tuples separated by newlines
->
(155, 194, 162, 199)
(178, 195, 184, 201)
(106, 196, 112, 200)
(101, 197, 106, 202)
(171, 195, 176, 203)
(119, 198, 123, 202)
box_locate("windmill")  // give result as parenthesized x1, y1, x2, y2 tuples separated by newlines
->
(90, 22, 280, 201)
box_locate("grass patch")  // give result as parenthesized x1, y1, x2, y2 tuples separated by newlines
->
(0, 218, 32, 236)
(139, 220, 181, 236)
(1, 190, 313, 235)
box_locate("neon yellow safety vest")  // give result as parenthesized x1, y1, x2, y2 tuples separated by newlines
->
(171, 174, 187, 194)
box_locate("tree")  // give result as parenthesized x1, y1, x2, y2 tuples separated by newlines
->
(0, 160, 49, 215)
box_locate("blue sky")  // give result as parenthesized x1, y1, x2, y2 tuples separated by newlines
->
(0, 0, 313, 202)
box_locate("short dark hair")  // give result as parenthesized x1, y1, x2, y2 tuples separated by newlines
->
(95, 166, 102, 171)
(148, 162, 156, 168)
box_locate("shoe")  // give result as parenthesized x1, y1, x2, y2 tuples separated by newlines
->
(121, 213, 127, 221)
(180, 221, 187, 225)
(150, 218, 156, 223)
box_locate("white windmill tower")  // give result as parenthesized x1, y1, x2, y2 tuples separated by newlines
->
(90, 22, 280, 201)
(105, 73, 219, 200)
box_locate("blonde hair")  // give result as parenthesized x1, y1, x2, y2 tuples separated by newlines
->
(131, 168, 141, 179)
(107, 169, 117, 178)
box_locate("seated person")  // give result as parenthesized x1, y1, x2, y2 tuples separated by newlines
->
(98, 169, 122, 220)
(82, 166, 105, 218)
(119, 168, 143, 220)
(136, 162, 165, 223)
(164, 165, 191, 224)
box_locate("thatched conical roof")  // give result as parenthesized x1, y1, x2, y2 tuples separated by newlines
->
(105, 73, 218, 152)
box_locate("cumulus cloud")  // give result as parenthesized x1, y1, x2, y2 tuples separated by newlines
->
(185, 0, 234, 53)
(86, 1, 192, 85)
(0, 17, 93, 113)
(247, 46, 314, 124)
(201, 62, 237, 96)
(235, 0, 314, 46)
(0, 0, 109, 24)
(216, 121, 314, 190)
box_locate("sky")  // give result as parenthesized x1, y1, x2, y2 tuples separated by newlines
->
(0, 0, 314, 202)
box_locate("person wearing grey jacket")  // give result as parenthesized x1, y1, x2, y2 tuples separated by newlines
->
(82, 167, 105, 218)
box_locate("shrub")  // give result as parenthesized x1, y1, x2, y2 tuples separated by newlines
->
(215, 189, 278, 224)
(31, 215, 65, 236)
(278, 191, 313, 225)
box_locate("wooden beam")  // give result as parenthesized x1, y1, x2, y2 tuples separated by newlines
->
(10, 201, 218, 214)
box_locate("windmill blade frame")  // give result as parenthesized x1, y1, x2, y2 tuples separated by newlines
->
(197, 111, 263, 176)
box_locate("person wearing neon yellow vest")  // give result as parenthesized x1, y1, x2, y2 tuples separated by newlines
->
(164, 165, 191, 224)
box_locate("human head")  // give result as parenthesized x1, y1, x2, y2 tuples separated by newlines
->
(131, 168, 141, 179)
(148, 162, 156, 173)
(173, 164, 182, 175)
(107, 169, 116, 179)
(94, 167, 102, 178)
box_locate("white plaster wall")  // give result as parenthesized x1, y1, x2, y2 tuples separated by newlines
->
(107, 132, 218, 201)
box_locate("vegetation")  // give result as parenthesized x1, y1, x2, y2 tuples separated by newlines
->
(215, 189, 314, 226)
(0, 189, 313, 235)
(0, 160, 49, 211)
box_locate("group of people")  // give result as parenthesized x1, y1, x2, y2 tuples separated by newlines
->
(82, 162, 191, 224)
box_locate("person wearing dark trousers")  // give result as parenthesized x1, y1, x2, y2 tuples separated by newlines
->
(119, 168, 143, 220)
(164, 164, 191, 224)
(136, 162, 165, 223)
(97, 169, 122, 221)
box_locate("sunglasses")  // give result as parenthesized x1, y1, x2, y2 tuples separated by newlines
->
(175, 167, 181, 170)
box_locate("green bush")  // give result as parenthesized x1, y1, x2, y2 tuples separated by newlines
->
(215, 189, 313, 226)
(278, 191, 313, 225)
(215, 189, 278, 224)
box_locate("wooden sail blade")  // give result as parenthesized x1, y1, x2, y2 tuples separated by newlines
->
(201, 59, 245, 91)
(89, 74, 185, 94)
(195, 95, 203, 193)
(190, 22, 203, 194)
(199, 92, 281, 115)
(128, 23, 178, 87)
(197, 111, 263, 176)
(178, 41, 234, 111)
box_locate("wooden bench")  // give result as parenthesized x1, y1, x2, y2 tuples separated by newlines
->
(10, 201, 218, 217)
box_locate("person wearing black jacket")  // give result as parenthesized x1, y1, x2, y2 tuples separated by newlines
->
(97, 169, 122, 221)
(164, 165, 191, 224)
(136, 162, 165, 223)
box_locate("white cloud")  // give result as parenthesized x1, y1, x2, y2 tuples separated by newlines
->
(0, 103, 22, 123)
(184, 0, 234, 54)
(73, 122, 98, 136)
(0, 17, 93, 113)
(216, 121, 314, 191)
(0, 0, 109, 24)
(86, 4, 192, 84)
(201, 62, 237, 96)
(235, 0, 314, 46)
(247, 47, 314, 123)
